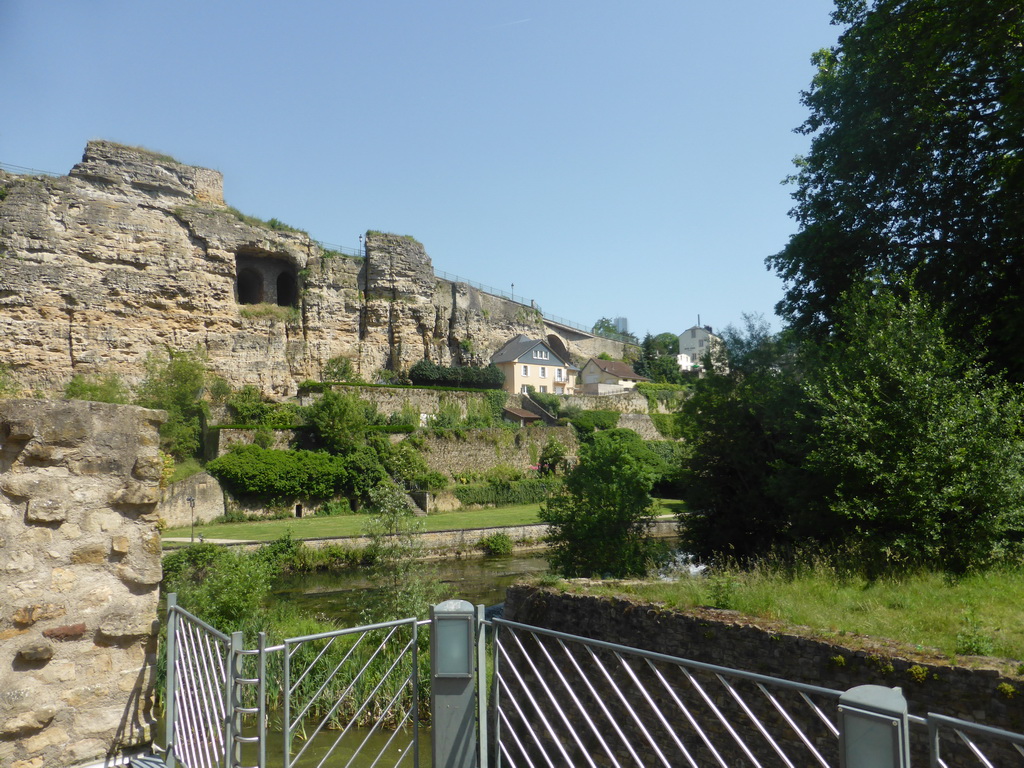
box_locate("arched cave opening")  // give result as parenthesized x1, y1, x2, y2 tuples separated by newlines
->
(237, 268, 264, 305)
(277, 271, 298, 307)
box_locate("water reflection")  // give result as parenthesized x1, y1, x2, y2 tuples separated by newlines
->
(268, 553, 550, 625)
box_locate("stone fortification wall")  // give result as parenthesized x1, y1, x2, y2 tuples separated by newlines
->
(562, 391, 652, 414)
(0, 400, 165, 768)
(0, 142, 631, 399)
(614, 412, 662, 440)
(158, 471, 225, 529)
(503, 587, 1024, 767)
(416, 426, 578, 478)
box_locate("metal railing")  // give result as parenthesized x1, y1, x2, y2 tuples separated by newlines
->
(0, 161, 61, 176)
(165, 594, 235, 768)
(489, 617, 843, 767)
(923, 712, 1024, 767)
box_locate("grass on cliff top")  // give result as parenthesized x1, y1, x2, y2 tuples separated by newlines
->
(560, 561, 1024, 665)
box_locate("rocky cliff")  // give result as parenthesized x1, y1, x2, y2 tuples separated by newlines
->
(0, 141, 628, 397)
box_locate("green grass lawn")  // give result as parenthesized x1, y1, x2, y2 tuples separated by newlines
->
(162, 499, 684, 543)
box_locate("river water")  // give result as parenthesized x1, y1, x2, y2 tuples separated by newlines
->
(269, 552, 550, 624)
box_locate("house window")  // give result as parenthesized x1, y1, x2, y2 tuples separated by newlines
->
(520, 385, 529, 394)
(691, 329, 697, 338)
(533, 349, 549, 360)
(522, 365, 529, 376)
(539, 386, 547, 393)
(540, 367, 547, 378)
(555, 369, 564, 381)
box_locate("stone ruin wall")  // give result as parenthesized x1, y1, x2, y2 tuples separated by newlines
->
(0, 141, 628, 400)
(0, 399, 165, 768)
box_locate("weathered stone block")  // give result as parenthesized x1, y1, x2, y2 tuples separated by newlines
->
(0, 705, 55, 736)
(70, 542, 107, 564)
(99, 607, 155, 639)
(16, 641, 53, 662)
(23, 724, 67, 753)
(109, 482, 161, 506)
(42, 623, 86, 641)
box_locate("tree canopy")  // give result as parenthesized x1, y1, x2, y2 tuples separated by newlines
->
(769, 0, 1024, 378)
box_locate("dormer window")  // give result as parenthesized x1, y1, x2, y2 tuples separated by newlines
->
(533, 349, 549, 360)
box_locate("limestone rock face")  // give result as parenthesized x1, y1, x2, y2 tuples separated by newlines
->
(0, 141, 628, 397)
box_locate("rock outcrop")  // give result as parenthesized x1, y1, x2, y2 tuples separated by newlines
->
(0, 141, 628, 397)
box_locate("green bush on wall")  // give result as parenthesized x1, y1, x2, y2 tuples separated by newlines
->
(453, 477, 561, 507)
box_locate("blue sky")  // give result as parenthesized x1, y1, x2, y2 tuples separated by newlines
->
(1, 1, 839, 340)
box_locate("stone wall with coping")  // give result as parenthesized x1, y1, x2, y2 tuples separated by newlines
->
(417, 426, 578, 478)
(158, 472, 225, 530)
(0, 400, 165, 768)
(503, 587, 1024, 767)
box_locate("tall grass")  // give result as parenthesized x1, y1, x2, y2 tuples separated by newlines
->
(568, 555, 1024, 662)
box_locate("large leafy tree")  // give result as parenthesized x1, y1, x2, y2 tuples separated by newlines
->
(769, 0, 1024, 378)
(803, 286, 1024, 574)
(541, 429, 659, 577)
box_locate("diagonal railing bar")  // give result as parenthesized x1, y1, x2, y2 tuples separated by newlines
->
(290, 628, 410, 764)
(289, 627, 379, 728)
(283, 618, 420, 768)
(546, 631, 636, 766)
(505, 628, 601, 767)
(176, 622, 224, 768)
(494, 689, 545, 768)
(677, 666, 766, 767)
(754, 680, 831, 766)
(492, 617, 846, 768)
(644, 659, 725, 767)
(304, 634, 416, 768)
(926, 712, 1024, 767)
(715, 675, 796, 767)
(329, 673, 416, 768)
(493, 665, 559, 768)
(529, 635, 615, 768)
(613, 652, 702, 768)
(582, 644, 670, 767)
(171, 610, 230, 768)
(497, 628, 580, 767)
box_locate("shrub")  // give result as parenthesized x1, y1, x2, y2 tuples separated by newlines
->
(135, 348, 209, 459)
(453, 477, 559, 507)
(569, 410, 620, 436)
(323, 355, 363, 383)
(478, 533, 514, 556)
(316, 498, 353, 516)
(206, 445, 385, 504)
(64, 372, 130, 404)
(408, 359, 505, 389)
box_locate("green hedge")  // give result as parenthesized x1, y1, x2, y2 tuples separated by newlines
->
(453, 478, 561, 507)
(206, 445, 386, 503)
(408, 360, 505, 389)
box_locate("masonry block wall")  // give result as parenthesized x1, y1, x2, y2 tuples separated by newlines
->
(504, 586, 1024, 768)
(0, 400, 165, 768)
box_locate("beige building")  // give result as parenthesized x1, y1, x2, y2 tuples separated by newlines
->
(490, 335, 577, 395)
(579, 358, 649, 394)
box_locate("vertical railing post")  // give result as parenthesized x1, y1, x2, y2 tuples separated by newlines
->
(490, 621, 502, 768)
(257, 631, 267, 768)
(165, 593, 179, 768)
(431, 600, 478, 768)
(476, 604, 488, 768)
(412, 621, 420, 768)
(282, 641, 291, 768)
(226, 631, 244, 768)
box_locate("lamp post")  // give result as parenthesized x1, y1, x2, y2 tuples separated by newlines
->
(186, 496, 196, 542)
(511, 283, 515, 303)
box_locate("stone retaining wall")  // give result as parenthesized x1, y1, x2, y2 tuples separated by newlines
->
(503, 587, 1024, 767)
(158, 472, 225, 530)
(417, 426, 578, 477)
(0, 400, 165, 768)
